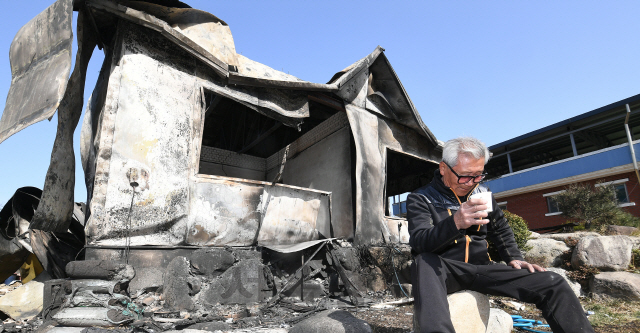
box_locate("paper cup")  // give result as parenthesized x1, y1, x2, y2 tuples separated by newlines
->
(469, 192, 492, 212)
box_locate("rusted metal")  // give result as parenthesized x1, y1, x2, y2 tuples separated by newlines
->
(0, 0, 73, 144)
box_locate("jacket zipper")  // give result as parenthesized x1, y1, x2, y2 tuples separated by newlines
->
(447, 208, 472, 263)
(448, 185, 479, 263)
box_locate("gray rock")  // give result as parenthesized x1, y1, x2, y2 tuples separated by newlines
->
(529, 231, 541, 239)
(65, 260, 135, 282)
(571, 236, 633, 271)
(163, 256, 195, 311)
(486, 308, 513, 333)
(606, 225, 639, 236)
(547, 268, 582, 298)
(632, 237, 640, 250)
(39, 328, 86, 333)
(189, 248, 235, 277)
(524, 238, 569, 267)
(589, 271, 640, 301)
(186, 321, 231, 331)
(289, 309, 372, 333)
(362, 266, 386, 292)
(128, 267, 164, 295)
(539, 232, 600, 241)
(447, 291, 490, 333)
(333, 248, 360, 271)
(200, 259, 263, 305)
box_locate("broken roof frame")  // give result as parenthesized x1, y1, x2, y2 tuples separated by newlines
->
(0, 0, 442, 248)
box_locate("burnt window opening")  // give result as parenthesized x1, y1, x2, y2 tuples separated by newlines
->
(385, 149, 437, 217)
(198, 90, 340, 181)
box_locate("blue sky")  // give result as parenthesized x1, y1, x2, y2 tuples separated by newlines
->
(1, 1, 640, 206)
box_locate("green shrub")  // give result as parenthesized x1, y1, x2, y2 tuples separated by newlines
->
(488, 210, 532, 262)
(612, 210, 640, 228)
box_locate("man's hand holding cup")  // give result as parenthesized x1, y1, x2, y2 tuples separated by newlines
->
(453, 192, 492, 230)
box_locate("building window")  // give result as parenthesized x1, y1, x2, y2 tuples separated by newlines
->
(614, 183, 630, 204)
(497, 201, 507, 211)
(385, 149, 438, 217)
(547, 196, 560, 214)
(595, 178, 635, 207)
(543, 190, 565, 216)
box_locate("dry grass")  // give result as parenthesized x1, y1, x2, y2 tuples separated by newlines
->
(583, 298, 640, 328)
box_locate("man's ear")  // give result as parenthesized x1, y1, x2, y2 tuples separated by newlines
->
(439, 161, 446, 176)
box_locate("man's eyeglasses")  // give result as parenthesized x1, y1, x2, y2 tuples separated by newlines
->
(445, 163, 487, 184)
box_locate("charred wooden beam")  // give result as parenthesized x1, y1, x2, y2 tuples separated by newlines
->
(237, 123, 282, 154)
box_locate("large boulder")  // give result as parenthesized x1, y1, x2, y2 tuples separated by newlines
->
(571, 236, 633, 271)
(289, 309, 372, 333)
(447, 290, 490, 333)
(606, 225, 639, 236)
(524, 238, 569, 267)
(486, 308, 513, 333)
(589, 272, 640, 301)
(547, 268, 582, 298)
(538, 232, 600, 242)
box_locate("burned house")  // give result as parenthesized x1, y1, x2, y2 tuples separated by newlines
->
(0, 0, 441, 315)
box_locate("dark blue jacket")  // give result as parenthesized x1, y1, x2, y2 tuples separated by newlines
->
(407, 170, 523, 265)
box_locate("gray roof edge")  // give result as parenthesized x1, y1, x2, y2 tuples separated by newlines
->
(489, 93, 640, 150)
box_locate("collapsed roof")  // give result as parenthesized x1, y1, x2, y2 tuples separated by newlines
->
(0, 0, 441, 246)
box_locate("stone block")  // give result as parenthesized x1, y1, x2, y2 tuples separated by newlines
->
(128, 266, 164, 295)
(65, 260, 135, 282)
(486, 308, 513, 333)
(447, 291, 490, 333)
(362, 266, 386, 292)
(391, 282, 413, 298)
(201, 259, 263, 305)
(333, 248, 360, 271)
(571, 235, 633, 271)
(189, 248, 235, 277)
(163, 256, 195, 311)
(525, 238, 570, 267)
(589, 271, 640, 300)
(606, 225, 639, 236)
(547, 268, 582, 298)
(0, 280, 43, 321)
(289, 309, 372, 333)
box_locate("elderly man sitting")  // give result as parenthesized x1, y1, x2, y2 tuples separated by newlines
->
(407, 137, 593, 333)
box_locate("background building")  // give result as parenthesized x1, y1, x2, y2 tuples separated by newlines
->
(484, 94, 640, 231)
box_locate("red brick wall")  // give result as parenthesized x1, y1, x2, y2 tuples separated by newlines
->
(497, 171, 640, 231)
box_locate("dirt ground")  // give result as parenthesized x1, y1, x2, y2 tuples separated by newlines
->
(350, 297, 640, 333)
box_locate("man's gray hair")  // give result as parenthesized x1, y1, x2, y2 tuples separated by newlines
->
(442, 137, 490, 166)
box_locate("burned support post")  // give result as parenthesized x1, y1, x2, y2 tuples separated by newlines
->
(30, 9, 98, 232)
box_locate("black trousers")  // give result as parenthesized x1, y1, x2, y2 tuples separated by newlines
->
(411, 252, 594, 333)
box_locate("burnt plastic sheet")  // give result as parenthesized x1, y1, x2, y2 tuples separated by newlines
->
(0, 0, 73, 144)
(0, 187, 85, 280)
(0, 187, 42, 282)
(30, 10, 98, 232)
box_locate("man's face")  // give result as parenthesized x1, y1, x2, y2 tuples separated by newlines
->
(439, 154, 485, 197)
